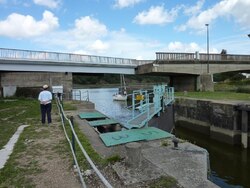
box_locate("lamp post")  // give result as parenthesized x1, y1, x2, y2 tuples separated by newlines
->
(205, 24, 209, 73)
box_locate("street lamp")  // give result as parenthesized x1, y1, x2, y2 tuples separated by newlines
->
(205, 24, 209, 73)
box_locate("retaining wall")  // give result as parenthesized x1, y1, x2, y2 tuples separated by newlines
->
(175, 98, 250, 148)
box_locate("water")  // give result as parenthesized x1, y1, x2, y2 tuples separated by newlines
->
(75, 88, 250, 188)
(76, 88, 134, 125)
(175, 126, 250, 188)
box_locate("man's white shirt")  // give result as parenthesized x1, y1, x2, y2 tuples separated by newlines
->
(38, 90, 52, 104)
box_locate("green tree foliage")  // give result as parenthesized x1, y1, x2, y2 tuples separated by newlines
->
(73, 74, 169, 85)
(213, 72, 246, 82)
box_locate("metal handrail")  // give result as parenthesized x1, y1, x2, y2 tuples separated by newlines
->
(156, 52, 250, 61)
(0, 47, 137, 66)
(72, 90, 89, 101)
(56, 97, 113, 188)
(56, 99, 86, 188)
(126, 85, 174, 129)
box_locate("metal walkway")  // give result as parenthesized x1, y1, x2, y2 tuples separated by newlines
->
(125, 85, 174, 129)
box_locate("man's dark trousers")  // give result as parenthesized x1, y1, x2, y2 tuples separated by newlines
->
(40, 103, 52, 124)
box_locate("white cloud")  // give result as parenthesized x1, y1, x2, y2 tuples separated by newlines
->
(179, 0, 250, 32)
(133, 5, 179, 25)
(166, 41, 218, 53)
(167, 41, 201, 52)
(71, 16, 108, 39)
(88, 40, 109, 53)
(33, 0, 60, 9)
(114, 0, 144, 9)
(184, 0, 205, 16)
(0, 11, 59, 38)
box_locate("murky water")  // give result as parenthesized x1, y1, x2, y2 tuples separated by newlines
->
(75, 88, 249, 188)
(175, 126, 250, 188)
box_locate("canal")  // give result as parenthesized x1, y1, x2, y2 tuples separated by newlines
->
(76, 88, 250, 188)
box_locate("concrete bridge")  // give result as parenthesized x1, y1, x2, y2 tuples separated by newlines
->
(137, 52, 250, 91)
(1, 48, 250, 96)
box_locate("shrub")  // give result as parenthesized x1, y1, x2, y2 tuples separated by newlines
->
(15, 87, 41, 98)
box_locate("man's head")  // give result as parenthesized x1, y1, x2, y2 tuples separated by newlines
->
(43, 84, 49, 90)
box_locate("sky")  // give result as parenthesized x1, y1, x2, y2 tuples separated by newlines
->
(0, 0, 250, 60)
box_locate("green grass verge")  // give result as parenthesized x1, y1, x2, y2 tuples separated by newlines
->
(0, 99, 40, 149)
(149, 176, 179, 188)
(175, 91, 250, 101)
(0, 125, 47, 187)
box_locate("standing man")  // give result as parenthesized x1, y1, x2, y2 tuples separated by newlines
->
(38, 84, 52, 125)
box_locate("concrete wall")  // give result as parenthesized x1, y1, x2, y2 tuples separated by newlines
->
(197, 74, 214, 91)
(149, 104, 175, 132)
(175, 98, 250, 147)
(170, 75, 197, 91)
(0, 72, 72, 97)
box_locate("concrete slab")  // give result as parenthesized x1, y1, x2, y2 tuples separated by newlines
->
(142, 142, 219, 188)
(112, 158, 163, 185)
(0, 125, 29, 169)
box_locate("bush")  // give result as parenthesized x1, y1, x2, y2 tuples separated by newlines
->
(15, 87, 41, 98)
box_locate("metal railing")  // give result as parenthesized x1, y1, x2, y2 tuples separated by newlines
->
(0, 47, 138, 66)
(56, 97, 113, 188)
(72, 90, 89, 101)
(156, 52, 250, 62)
(125, 85, 174, 129)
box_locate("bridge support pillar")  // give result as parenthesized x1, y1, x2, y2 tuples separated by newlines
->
(169, 75, 197, 91)
(197, 74, 214, 92)
(0, 72, 72, 97)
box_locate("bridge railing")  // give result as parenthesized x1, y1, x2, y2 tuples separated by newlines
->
(156, 52, 250, 62)
(0, 48, 138, 66)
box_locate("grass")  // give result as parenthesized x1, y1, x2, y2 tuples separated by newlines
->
(64, 120, 105, 169)
(0, 99, 40, 149)
(0, 99, 76, 187)
(175, 91, 250, 101)
(149, 176, 179, 188)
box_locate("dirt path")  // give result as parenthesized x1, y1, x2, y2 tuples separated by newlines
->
(17, 112, 82, 188)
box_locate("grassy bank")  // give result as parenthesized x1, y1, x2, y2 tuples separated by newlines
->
(0, 99, 105, 187)
(175, 91, 250, 101)
(0, 99, 40, 149)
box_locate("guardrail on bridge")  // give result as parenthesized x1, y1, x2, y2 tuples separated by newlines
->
(0, 47, 138, 66)
(156, 52, 250, 62)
